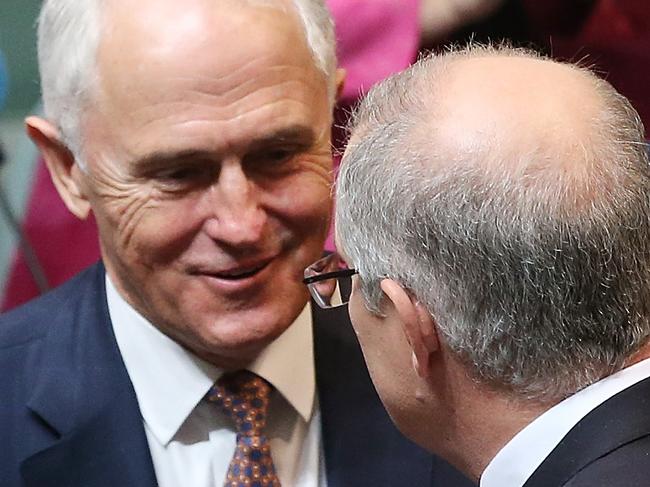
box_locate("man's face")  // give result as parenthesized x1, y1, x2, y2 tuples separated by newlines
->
(76, 0, 333, 366)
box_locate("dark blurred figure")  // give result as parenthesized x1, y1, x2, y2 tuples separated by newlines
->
(445, 0, 650, 130)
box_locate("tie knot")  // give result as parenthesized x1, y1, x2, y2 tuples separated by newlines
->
(207, 370, 272, 436)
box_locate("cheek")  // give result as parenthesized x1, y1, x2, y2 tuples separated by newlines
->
(95, 192, 205, 264)
(266, 160, 333, 225)
(275, 184, 332, 249)
(290, 187, 331, 228)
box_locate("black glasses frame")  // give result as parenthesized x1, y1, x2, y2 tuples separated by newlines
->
(303, 253, 358, 309)
(302, 267, 358, 285)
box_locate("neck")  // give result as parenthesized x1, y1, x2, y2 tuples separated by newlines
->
(427, 345, 650, 483)
(424, 358, 553, 483)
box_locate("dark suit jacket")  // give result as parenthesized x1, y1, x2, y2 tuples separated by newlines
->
(0, 263, 473, 487)
(524, 375, 650, 486)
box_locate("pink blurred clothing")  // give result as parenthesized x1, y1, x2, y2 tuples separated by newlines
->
(326, 0, 421, 251)
(328, 0, 420, 105)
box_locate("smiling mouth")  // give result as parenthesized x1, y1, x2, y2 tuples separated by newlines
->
(208, 260, 271, 281)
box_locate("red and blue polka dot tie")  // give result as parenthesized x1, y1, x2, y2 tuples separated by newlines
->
(208, 371, 281, 487)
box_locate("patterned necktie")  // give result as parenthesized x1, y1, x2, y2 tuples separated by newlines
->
(207, 370, 281, 487)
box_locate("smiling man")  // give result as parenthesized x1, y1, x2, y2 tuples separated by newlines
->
(0, 0, 473, 486)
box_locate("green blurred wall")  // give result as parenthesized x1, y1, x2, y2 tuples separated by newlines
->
(1, 0, 41, 117)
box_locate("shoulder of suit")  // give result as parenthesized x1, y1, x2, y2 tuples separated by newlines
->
(564, 435, 650, 486)
(0, 262, 104, 350)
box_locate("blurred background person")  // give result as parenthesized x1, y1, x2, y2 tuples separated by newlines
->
(446, 0, 650, 129)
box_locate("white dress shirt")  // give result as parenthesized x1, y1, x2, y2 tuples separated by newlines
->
(106, 276, 327, 487)
(481, 357, 650, 487)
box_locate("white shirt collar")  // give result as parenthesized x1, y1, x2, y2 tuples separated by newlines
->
(481, 357, 650, 487)
(106, 275, 316, 446)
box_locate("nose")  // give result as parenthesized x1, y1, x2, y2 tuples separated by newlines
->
(203, 158, 267, 247)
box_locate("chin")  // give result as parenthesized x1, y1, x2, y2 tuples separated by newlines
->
(197, 343, 267, 369)
(186, 317, 289, 365)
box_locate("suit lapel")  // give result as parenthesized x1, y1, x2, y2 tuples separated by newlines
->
(312, 303, 434, 487)
(20, 263, 157, 487)
(524, 376, 650, 487)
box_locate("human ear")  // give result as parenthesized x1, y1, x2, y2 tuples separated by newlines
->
(380, 279, 439, 379)
(25, 116, 91, 220)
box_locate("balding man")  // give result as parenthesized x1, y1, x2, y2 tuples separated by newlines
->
(0, 1, 473, 486)
(307, 45, 650, 486)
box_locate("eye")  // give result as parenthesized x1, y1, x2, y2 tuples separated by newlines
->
(264, 148, 294, 164)
(161, 167, 202, 181)
(242, 146, 299, 176)
(153, 163, 214, 191)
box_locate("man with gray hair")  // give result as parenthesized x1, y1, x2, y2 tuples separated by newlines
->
(0, 0, 472, 486)
(311, 45, 650, 486)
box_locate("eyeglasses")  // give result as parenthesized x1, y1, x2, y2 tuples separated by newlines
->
(303, 253, 358, 309)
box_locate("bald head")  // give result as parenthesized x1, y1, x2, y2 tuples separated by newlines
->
(99, 0, 309, 80)
(436, 56, 598, 159)
(416, 55, 626, 214)
(337, 45, 650, 401)
(89, 0, 318, 156)
(36, 0, 336, 161)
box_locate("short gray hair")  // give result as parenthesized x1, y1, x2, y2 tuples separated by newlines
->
(37, 0, 337, 162)
(336, 45, 650, 402)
